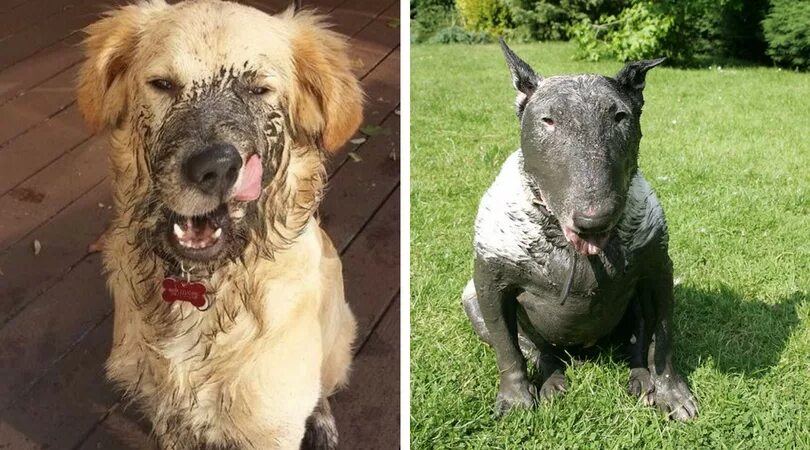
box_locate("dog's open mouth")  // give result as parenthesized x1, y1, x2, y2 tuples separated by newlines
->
(562, 227, 610, 256)
(166, 204, 230, 261)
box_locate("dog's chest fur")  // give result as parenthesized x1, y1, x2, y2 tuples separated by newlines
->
(102, 226, 326, 446)
(474, 150, 668, 346)
(108, 276, 262, 439)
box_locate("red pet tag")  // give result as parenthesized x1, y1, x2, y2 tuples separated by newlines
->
(162, 277, 209, 310)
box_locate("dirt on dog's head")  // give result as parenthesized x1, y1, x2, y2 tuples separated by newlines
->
(499, 39, 663, 255)
(77, 0, 362, 270)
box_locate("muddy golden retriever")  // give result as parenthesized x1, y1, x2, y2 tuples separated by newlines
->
(76, 1, 362, 448)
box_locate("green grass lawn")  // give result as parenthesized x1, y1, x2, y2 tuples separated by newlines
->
(410, 42, 810, 449)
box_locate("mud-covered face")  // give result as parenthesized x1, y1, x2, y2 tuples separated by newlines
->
(499, 39, 664, 255)
(138, 65, 288, 264)
(125, 6, 299, 267)
(521, 76, 640, 253)
(76, 1, 363, 270)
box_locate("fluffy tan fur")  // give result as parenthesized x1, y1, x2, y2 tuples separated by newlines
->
(76, 1, 361, 449)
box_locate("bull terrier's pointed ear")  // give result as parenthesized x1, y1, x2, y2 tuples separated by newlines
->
(499, 38, 542, 118)
(615, 58, 665, 92)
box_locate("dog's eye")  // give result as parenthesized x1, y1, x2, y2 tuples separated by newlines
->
(149, 79, 175, 92)
(615, 111, 628, 123)
(541, 117, 555, 127)
(249, 86, 271, 96)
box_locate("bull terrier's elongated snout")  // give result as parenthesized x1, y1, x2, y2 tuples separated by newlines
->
(183, 143, 243, 197)
(572, 206, 615, 234)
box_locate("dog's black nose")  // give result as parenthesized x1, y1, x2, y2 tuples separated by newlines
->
(183, 143, 243, 197)
(572, 209, 614, 234)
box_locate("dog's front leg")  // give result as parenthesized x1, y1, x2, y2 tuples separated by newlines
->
(626, 289, 655, 406)
(473, 259, 535, 415)
(644, 258, 698, 421)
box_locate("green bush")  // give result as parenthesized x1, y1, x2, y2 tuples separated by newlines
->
(571, 0, 770, 65)
(455, 0, 511, 36)
(412, 4, 459, 43)
(428, 26, 494, 43)
(570, 2, 674, 62)
(505, 0, 629, 41)
(763, 0, 810, 70)
(411, 0, 456, 18)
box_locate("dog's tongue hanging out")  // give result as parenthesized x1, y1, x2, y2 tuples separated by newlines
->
(562, 227, 610, 256)
(233, 154, 263, 201)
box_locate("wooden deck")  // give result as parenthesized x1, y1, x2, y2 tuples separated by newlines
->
(0, 0, 400, 448)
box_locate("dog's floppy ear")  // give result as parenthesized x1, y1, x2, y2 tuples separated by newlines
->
(76, 2, 163, 131)
(289, 12, 363, 153)
(615, 58, 665, 106)
(499, 38, 542, 118)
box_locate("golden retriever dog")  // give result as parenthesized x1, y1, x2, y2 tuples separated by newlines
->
(76, 1, 362, 448)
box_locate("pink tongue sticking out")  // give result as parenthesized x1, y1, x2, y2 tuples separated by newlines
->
(563, 227, 610, 256)
(233, 154, 263, 201)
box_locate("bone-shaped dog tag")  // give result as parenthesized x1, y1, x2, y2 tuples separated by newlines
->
(162, 278, 208, 310)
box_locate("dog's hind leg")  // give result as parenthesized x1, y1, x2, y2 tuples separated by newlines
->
(301, 397, 338, 450)
(462, 279, 491, 345)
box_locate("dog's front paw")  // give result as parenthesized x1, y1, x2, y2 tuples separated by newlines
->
(495, 382, 536, 415)
(538, 373, 567, 401)
(653, 375, 698, 421)
(628, 367, 654, 406)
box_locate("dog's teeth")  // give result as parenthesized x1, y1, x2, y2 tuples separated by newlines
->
(173, 223, 185, 238)
(213, 228, 222, 239)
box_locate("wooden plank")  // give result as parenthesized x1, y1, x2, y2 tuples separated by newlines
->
(0, 35, 82, 106)
(339, 0, 396, 19)
(0, 255, 111, 409)
(333, 295, 400, 450)
(348, 17, 400, 79)
(0, 0, 82, 41)
(0, 65, 79, 146)
(0, 106, 92, 196)
(0, 318, 117, 450)
(323, 111, 400, 252)
(0, 136, 106, 253)
(380, 0, 398, 20)
(76, 404, 156, 450)
(0, 0, 121, 71)
(339, 186, 400, 338)
(0, 182, 111, 326)
(0, 0, 30, 14)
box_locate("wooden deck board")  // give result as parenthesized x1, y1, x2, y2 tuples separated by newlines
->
(334, 295, 400, 450)
(0, 0, 400, 447)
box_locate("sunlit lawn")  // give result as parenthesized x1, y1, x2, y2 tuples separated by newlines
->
(410, 41, 810, 449)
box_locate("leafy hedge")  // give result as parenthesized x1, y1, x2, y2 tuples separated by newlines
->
(569, 0, 770, 65)
(762, 0, 810, 69)
(412, 0, 809, 70)
(451, 0, 629, 41)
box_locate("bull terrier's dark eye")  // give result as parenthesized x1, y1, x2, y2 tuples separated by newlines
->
(148, 79, 175, 92)
(541, 117, 555, 127)
(249, 86, 271, 95)
(615, 111, 628, 122)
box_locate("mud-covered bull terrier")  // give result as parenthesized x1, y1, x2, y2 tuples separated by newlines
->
(462, 39, 697, 421)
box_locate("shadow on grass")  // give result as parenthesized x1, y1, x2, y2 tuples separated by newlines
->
(674, 285, 807, 378)
(519, 284, 806, 386)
